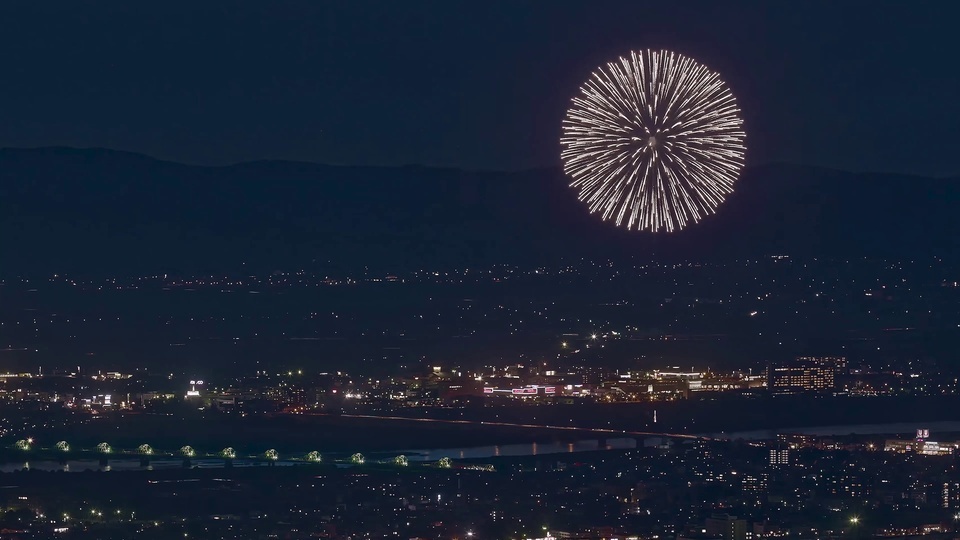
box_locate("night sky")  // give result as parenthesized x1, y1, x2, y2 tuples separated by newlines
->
(0, 1, 956, 176)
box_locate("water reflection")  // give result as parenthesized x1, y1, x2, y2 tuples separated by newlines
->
(401, 437, 635, 462)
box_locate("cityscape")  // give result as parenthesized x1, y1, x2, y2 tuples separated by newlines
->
(1, 1, 959, 539)
(0, 351, 959, 539)
(1, 256, 960, 537)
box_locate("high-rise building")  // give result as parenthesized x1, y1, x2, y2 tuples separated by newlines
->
(768, 356, 845, 393)
(943, 482, 960, 509)
(705, 514, 748, 540)
(579, 366, 613, 385)
(769, 448, 790, 468)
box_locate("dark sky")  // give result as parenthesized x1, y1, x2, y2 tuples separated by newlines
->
(0, 1, 957, 175)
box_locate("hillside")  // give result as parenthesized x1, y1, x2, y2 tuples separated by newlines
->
(0, 147, 956, 275)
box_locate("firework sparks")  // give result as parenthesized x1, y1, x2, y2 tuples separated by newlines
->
(560, 50, 746, 232)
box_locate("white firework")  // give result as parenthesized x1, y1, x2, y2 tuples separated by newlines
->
(560, 49, 746, 232)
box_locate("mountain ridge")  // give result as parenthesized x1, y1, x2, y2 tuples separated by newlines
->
(3, 145, 958, 180)
(0, 147, 957, 276)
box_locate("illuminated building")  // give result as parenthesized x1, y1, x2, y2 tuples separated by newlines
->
(741, 474, 768, 493)
(885, 439, 956, 456)
(578, 367, 613, 385)
(776, 433, 817, 449)
(653, 370, 702, 381)
(185, 380, 203, 399)
(918, 442, 955, 456)
(769, 448, 790, 468)
(482, 384, 557, 397)
(943, 482, 960, 509)
(697, 376, 758, 392)
(642, 379, 690, 398)
(705, 514, 748, 540)
(767, 356, 845, 393)
(885, 429, 958, 456)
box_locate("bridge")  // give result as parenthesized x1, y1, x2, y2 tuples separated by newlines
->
(0, 442, 287, 466)
(1, 414, 706, 466)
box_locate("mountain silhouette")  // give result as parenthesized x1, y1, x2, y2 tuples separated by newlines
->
(0, 147, 956, 276)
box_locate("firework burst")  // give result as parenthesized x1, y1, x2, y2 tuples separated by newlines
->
(560, 49, 746, 232)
